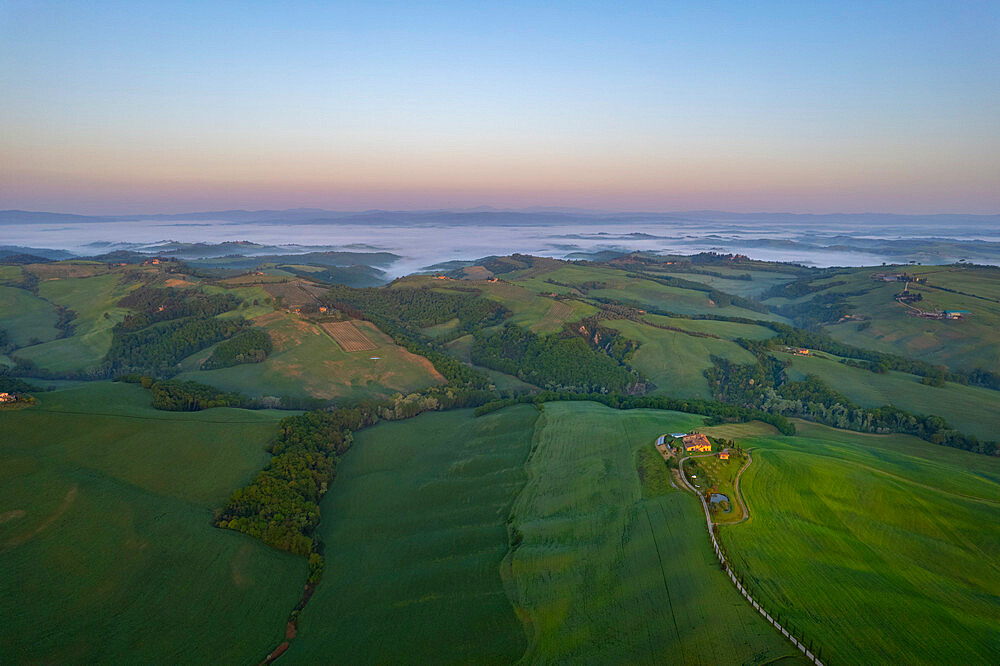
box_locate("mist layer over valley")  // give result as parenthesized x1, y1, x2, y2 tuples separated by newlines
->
(3, 209, 1000, 278)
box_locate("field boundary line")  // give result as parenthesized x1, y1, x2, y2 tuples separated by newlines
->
(679, 452, 827, 666)
(28, 407, 277, 425)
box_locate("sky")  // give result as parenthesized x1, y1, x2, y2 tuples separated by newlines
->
(1, 0, 998, 215)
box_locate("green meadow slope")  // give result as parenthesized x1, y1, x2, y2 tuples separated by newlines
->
(766, 265, 1000, 372)
(288, 406, 539, 663)
(778, 350, 1000, 440)
(0, 382, 304, 663)
(289, 402, 803, 664)
(604, 319, 758, 399)
(507, 402, 802, 664)
(0, 285, 60, 346)
(713, 420, 1000, 665)
(177, 311, 445, 401)
(12, 273, 133, 373)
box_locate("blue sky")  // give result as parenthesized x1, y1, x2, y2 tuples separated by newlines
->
(1, 1, 998, 213)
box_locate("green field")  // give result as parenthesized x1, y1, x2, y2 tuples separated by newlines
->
(0, 382, 304, 662)
(642, 313, 776, 340)
(202, 283, 275, 319)
(778, 350, 1000, 440)
(12, 273, 133, 373)
(604, 319, 757, 399)
(714, 420, 1000, 665)
(0, 265, 24, 285)
(512, 264, 785, 322)
(506, 402, 802, 663)
(178, 311, 444, 400)
(651, 269, 798, 299)
(287, 402, 804, 663)
(477, 281, 597, 333)
(288, 406, 539, 663)
(0, 285, 61, 346)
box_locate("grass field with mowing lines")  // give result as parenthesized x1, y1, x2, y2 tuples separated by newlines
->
(604, 319, 757, 399)
(715, 420, 1000, 665)
(0, 382, 304, 663)
(777, 350, 1000, 440)
(179, 311, 443, 400)
(288, 406, 539, 663)
(0, 285, 60, 346)
(12, 273, 134, 373)
(507, 401, 803, 664)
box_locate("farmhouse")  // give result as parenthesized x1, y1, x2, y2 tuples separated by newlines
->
(718, 450, 730, 460)
(0, 392, 15, 403)
(683, 433, 712, 453)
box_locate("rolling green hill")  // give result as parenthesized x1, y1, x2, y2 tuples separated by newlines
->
(177, 311, 445, 401)
(778, 350, 1000, 440)
(506, 402, 802, 664)
(11, 273, 134, 373)
(288, 406, 539, 663)
(714, 420, 1000, 665)
(603, 319, 757, 399)
(0, 285, 60, 347)
(289, 402, 805, 664)
(0, 382, 304, 663)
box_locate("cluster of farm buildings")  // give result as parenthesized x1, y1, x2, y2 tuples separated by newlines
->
(655, 432, 730, 459)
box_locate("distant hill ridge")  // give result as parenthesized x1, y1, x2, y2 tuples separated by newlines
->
(3, 208, 998, 226)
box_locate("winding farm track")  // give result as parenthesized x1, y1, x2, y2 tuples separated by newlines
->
(728, 451, 752, 524)
(675, 447, 825, 665)
(676, 450, 752, 524)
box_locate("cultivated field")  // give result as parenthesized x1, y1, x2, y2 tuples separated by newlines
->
(178, 311, 444, 400)
(0, 382, 304, 662)
(289, 407, 539, 663)
(321, 319, 377, 351)
(718, 420, 1000, 665)
(506, 402, 803, 664)
(261, 280, 327, 309)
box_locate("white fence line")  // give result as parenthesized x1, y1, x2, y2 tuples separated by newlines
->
(680, 456, 825, 665)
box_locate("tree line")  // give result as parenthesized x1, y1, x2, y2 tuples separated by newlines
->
(705, 353, 998, 455)
(471, 322, 645, 394)
(201, 328, 273, 369)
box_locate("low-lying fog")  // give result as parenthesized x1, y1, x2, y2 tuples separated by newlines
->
(4, 216, 1000, 277)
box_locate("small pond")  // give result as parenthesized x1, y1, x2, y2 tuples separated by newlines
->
(709, 493, 732, 512)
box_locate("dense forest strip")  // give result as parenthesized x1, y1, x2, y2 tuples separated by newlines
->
(471, 323, 646, 394)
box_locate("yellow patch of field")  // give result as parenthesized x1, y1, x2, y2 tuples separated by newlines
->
(25, 262, 108, 280)
(321, 320, 377, 352)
